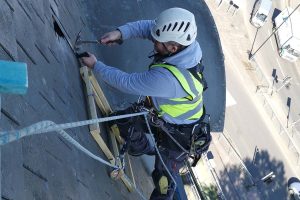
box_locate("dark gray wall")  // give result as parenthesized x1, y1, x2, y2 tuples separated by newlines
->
(0, 0, 225, 199)
(83, 0, 226, 131)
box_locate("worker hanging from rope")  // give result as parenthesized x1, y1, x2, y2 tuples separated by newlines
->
(81, 7, 211, 200)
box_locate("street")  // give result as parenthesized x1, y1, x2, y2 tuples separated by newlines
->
(245, 0, 300, 136)
(205, 0, 300, 199)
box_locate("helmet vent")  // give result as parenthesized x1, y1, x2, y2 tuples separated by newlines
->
(162, 25, 166, 32)
(184, 22, 190, 32)
(156, 29, 160, 36)
(172, 22, 178, 31)
(167, 23, 172, 31)
(187, 34, 191, 41)
(178, 21, 184, 31)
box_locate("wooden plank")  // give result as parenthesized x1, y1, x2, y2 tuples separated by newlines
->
(109, 129, 120, 163)
(109, 129, 134, 192)
(90, 83, 108, 116)
(88, 72, 124, 144)
(125, 153, 136, 188)
(87, 70, 135, 191)
(80, 66, 134, 192)
(80, 66, 99, 132)
(93, 129, 133, 192)
(110, 124, 125, 145)
(90, 129, 115, 162)
(88, 72, 112, 114)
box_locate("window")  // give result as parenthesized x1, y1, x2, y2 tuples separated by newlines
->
(286, 45, 300, 57)
(256, 13, 267, 21)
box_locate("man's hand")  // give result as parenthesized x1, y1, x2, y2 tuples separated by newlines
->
(100, 30, 122, 45)
(81, 52, 97, 69)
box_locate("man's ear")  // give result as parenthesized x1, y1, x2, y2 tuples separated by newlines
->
(170, 45, 179, 53)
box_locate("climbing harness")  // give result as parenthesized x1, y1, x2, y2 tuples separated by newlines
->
(141, 99, 212, 167)
(143, 114, 178, 195)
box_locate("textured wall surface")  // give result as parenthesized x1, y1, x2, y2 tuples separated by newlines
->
(0, 0, 151, 199)
(0, 0, 225, 199)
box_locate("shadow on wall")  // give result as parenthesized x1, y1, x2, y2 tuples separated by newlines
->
(83, 0, 226, 132)
(196, 0, 226, 132)
(219, 150, 287, 200)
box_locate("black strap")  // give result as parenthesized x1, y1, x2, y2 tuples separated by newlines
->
(191, 154, 201, 167)
(76, 52, 89, 58)
(187, 64, 202, 83)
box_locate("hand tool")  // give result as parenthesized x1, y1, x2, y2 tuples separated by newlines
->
(75, 52, 90, 58)
(74, 29, 123, 52)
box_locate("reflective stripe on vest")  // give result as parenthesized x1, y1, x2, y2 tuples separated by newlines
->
(151, 64, 204, 121)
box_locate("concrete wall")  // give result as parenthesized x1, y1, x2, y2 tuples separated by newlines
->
(84, 0, 226, 131)
(0, 0, 148, 199)
(0, 0, 225, 199)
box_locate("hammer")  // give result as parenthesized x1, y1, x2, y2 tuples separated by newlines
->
(74, 29, 122, 52)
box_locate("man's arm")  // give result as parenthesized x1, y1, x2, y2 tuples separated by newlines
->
(100, 20, 155, 45)
(93, 61, 181, 98)
(117, 20, 155, 41)
(81, 53, 186, 98)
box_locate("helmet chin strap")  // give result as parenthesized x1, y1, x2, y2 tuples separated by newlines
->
(148, 43, 187, 60)
(148, 50, 157, 59)
(148, 50, 172, 60)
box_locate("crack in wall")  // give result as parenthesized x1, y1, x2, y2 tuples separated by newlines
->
(35, 44, 50, 64)
(0, 43, 15, 61)
(1, 108, 20, 126)
(16, 40, 36, 64)
(23, 164, 48, 182)
(17, 0, 32, 21)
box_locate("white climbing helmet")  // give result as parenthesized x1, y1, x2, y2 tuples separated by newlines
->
(151, 7, 197, 46)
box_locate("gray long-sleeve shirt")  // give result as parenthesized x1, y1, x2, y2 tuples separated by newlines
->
(94, 20, 202, 124)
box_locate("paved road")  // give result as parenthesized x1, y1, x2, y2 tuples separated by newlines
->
(245, 0, 300, 134)
(225, 49, 297, 198)
(206, 1, 300, 199)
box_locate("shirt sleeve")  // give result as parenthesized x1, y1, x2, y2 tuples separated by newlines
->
(117, 20, 155, 41)
(93, 61, 184, 98)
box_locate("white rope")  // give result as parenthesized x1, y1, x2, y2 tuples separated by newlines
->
(143, 115, 178, 193)
(0, 112, 147, 145)
(46, 121, 119, 168)
(0, 112, 148, 199)
(0, 111, 177, 199)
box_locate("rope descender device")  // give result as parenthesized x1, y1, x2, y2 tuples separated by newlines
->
(110, 139, 128, 180)
(110, 154, 126, 180)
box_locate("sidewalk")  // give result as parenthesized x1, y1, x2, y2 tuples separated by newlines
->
(197, 0, 300, 199)
(196, 133, 261, 200)
(204, 0, 300, 175)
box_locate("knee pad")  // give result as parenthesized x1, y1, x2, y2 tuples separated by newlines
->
(152, 170, 169, 195)
(158, 175, 168, 195)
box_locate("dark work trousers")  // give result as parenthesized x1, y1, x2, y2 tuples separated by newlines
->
(150, 148, 187, 200)
(110, 106, 155, 156)
(110, 106, 191, 200)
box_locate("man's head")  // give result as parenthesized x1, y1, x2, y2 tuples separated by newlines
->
(151, 7, 197, 56)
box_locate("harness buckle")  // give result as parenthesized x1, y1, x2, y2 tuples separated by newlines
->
(110, 154, 126, 180)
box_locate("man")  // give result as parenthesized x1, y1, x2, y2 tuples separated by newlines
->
(82, 7, 205, 200)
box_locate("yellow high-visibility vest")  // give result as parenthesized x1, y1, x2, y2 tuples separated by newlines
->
(151, 64, 204, 121)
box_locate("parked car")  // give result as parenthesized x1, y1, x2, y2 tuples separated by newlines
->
(289, 181, 300, 200)
(273, 7, 300, 62)
(250, 0, 272, 28)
